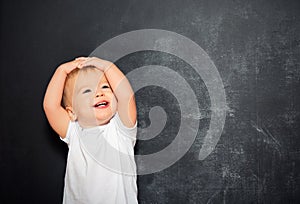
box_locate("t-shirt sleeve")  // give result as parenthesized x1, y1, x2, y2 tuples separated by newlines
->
(113, 112, 137, 146)
(60, 121, 75, 145)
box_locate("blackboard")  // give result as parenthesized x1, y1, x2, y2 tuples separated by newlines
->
(1, 0, 299, 203)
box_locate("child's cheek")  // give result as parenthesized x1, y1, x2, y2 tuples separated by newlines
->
(111, 96, 118, 113)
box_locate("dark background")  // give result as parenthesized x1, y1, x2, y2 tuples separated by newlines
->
(1, 0, 300, 203)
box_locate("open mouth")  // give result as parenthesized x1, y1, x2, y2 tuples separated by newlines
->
(94, 101, 109, 108)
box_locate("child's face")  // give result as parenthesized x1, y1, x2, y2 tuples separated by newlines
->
(71, 69, 117, 128)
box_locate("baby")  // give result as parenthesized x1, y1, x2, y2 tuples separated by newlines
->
(43, 57, 138, 203)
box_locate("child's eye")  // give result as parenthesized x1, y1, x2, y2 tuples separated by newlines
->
(102, 85, 110, 89)
(82, 89, 91, 94)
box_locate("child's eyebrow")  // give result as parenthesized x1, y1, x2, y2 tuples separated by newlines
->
(97, 80, 108, 85)
(100, 82, 109, 85)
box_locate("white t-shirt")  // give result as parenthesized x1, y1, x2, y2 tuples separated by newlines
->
(61, 113, 138, 204)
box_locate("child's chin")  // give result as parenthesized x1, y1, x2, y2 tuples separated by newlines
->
(96, 114, 114, 124)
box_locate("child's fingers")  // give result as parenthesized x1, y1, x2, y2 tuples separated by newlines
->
(78, 58, 95, 66)
(81, 57, 108, 67)
(74, 58, 90, 68)
(76, 57, 97, 68)
(75, 57, 88, 61)
(76, 57, 112, 72)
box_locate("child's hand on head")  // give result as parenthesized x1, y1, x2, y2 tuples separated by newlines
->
(58, 58, 86, 75)
(77, 57, 114, 72)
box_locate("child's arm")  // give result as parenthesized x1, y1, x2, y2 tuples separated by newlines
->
(43, 59, 83, 138)
(79, 57, 137, 128)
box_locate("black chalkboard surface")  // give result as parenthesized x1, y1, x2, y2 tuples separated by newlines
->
(1, 0, 299, 203)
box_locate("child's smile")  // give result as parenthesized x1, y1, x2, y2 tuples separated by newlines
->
(94, 100, 109, 108)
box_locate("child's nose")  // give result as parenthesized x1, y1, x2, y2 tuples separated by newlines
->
(96, 91, 104, 98)
(96, 93, 104, 98)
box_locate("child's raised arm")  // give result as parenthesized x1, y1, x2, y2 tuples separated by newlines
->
(43, 59, 83, 138)
(78, 57, 137, 128)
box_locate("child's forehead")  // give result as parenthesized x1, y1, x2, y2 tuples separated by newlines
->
(75, 69, 108, 88)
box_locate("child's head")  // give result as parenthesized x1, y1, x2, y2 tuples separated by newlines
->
(62, 66, 117, 128)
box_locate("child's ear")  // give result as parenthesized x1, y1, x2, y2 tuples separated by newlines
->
(66, 106, 77, 121)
